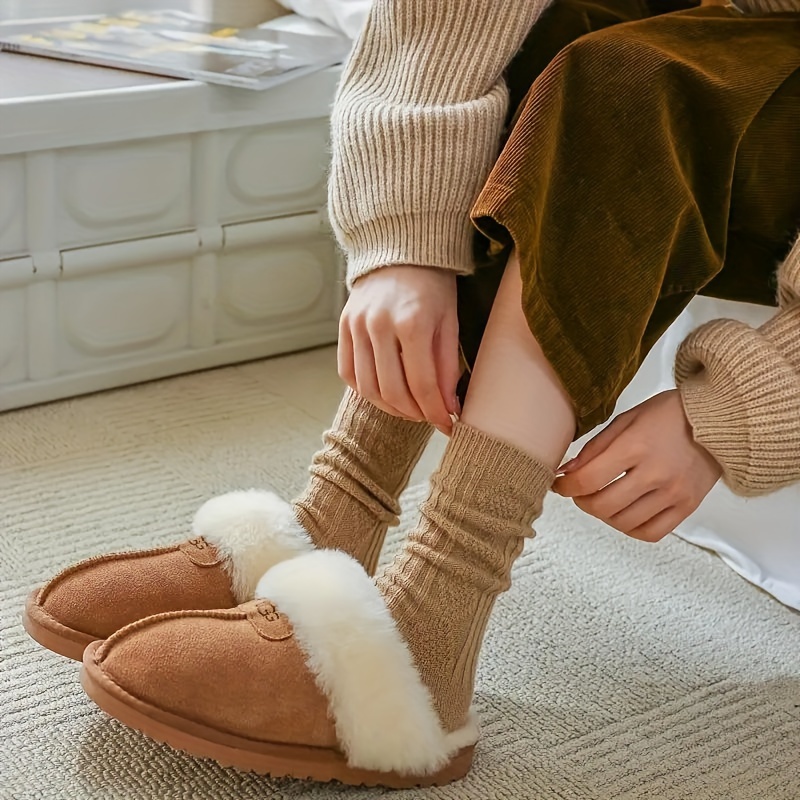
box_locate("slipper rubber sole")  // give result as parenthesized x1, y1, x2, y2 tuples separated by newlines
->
(22, 590, 96, 661)
(81, 642, 474, 788)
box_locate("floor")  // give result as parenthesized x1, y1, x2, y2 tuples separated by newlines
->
(2, 346, 799, 799)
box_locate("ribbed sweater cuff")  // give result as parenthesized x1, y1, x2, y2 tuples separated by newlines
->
(343, 211, 477, 287)
(329, 80, 510, 288)
(675, 318, 800, 497)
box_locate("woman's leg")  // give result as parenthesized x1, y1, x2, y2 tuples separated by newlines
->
(378, 251, 570, 732)
(460, 250, 576, 467)
(293, 389, 432, 574)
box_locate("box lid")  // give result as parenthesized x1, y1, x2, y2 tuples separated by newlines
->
(0, 52, 339, 155)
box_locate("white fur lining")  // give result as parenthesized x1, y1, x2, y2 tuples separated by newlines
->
(193, 490, 313, 603)
(255, 550, 479, 775)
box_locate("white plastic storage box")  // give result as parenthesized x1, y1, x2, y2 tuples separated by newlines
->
(0, 50, 344, 411)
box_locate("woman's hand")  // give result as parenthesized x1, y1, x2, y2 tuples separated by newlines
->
(338, 265, 461, 433)
(552, 389, 722, 542)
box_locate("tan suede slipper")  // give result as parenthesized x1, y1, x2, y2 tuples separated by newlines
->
(81, 550, 478, 788)
(23, 491, 314, 660)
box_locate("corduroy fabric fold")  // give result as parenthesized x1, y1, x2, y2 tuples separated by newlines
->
(467, 2, 800, 439)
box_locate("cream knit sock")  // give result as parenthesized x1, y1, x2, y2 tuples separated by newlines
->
(293, 388, 433, 575)
(378, 422, 554, 731)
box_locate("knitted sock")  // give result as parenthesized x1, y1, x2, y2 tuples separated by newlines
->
(293, 388, 433, 575)
(378, 422, 554, 731)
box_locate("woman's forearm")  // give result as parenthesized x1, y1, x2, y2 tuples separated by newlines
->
(329, 0, 553, 287)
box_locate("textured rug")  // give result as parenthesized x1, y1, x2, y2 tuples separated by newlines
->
(2, 347, 799, 800)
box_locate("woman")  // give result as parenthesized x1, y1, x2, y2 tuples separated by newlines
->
(25, 0, 799, 787)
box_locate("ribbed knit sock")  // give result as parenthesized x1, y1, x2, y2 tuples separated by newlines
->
(293, 388, 433, 575)
(377, 422, 554, 731)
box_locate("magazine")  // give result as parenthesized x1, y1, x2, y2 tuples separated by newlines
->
(0, 10, 351, 90)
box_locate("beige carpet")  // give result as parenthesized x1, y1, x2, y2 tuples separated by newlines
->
(2, 347, 799, 800)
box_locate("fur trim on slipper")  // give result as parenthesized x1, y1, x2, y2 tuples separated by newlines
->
(256, 550, 479, 774)
(194, 490, 313, 602)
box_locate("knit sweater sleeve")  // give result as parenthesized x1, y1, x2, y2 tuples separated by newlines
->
(328, 1, 552, 288)
(674, 236, 800, 497)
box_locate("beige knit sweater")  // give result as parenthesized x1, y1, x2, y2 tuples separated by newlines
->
(676, 245, 800, 496)
(328, 0, 800, 496)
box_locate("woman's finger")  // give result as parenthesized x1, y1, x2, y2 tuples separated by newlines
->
(400, 329, 453, 432)
(553, 437, 633, 498)
(352, 325, 384, 408)
(371, 331, 424, 421)
(559, 411, 637, 473)
(434, 313, 462, 417)
(337, 317, 356, 390)
(572, 465, 655, 521)
(628, 504, 686, 543)
(603, 486, 671, 535)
